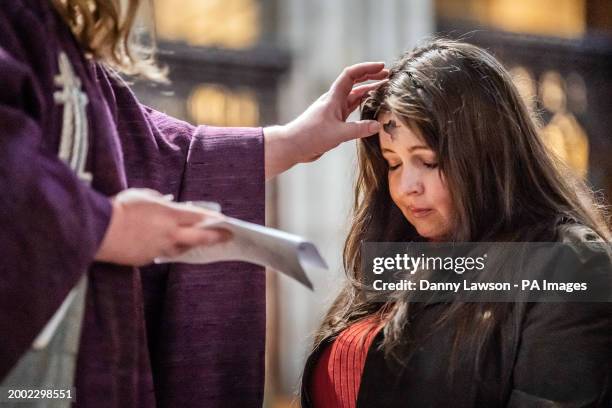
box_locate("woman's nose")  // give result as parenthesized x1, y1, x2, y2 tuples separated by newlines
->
(398, 169, 424, 195)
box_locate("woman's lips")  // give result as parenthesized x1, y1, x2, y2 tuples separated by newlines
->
(409, 207, 433, 218)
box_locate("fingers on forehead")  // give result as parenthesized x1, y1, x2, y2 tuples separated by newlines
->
(345, 62, 386, 79)
(351, 79, 389, 95)
(333, 64, 387, 95)
(355, 70, 389, 83)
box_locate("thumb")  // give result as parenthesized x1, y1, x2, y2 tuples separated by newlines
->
(340, 120, 380, 142)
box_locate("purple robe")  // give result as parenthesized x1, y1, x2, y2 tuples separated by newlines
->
(0, 1, 265, 406)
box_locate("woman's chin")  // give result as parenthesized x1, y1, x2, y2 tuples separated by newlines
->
(414, 224, 447, 242)
(404, 213, 451, 241)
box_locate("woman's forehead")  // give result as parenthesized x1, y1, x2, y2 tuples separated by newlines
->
(378, 112, 426, 148)
(377, 111, 394, 123)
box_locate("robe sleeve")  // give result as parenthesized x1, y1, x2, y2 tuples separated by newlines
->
(0, 5, 112, 380)
(97, 66, 265, 205)
(99, 73, 266, 404)
(146, 107, 265, 208)
(143, 114, 267, 406)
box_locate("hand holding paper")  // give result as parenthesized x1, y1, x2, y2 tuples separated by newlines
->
(155, 203, 327, 290)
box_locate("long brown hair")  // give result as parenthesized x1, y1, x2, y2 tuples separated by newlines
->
(51, 0, 165, 80)
(313, 38, 610, 373)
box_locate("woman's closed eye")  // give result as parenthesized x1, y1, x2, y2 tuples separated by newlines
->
(384, 159, 402, 171)
(414, 155, 438, 169)
(386, 159, 437, 171)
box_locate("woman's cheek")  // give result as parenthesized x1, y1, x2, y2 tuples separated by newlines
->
(387, 174, 400, 203)
(389, 189, 402, 211)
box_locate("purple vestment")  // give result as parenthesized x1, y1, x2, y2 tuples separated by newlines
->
(0, 1, 265, 406)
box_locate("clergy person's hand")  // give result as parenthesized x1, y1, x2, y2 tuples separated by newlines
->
(94, 189, 231, 266)
(264, 62, 388, 178)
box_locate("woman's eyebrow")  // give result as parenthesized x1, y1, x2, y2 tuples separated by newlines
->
(381, 145, 430, 154)
(407, 145, 430, 153)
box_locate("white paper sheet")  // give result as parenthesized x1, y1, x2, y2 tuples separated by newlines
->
(155, 210, 326, 290)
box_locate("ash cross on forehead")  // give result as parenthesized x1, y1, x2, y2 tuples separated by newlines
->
(382, 119, 399, 140)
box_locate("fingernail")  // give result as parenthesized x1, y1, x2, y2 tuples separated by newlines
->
(368, 121, 381, 134)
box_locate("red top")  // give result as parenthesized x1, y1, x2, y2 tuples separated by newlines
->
(310, 315, 385, 408)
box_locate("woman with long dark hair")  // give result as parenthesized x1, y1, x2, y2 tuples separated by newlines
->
(302, 39, 612, 407)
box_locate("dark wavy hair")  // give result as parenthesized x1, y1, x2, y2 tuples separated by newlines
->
(312, 38, 610, 374)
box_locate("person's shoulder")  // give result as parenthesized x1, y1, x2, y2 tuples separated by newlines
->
(0, 0, 60, 56)
(0, 0, 65, 120)
(0, 0, 53, 25)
